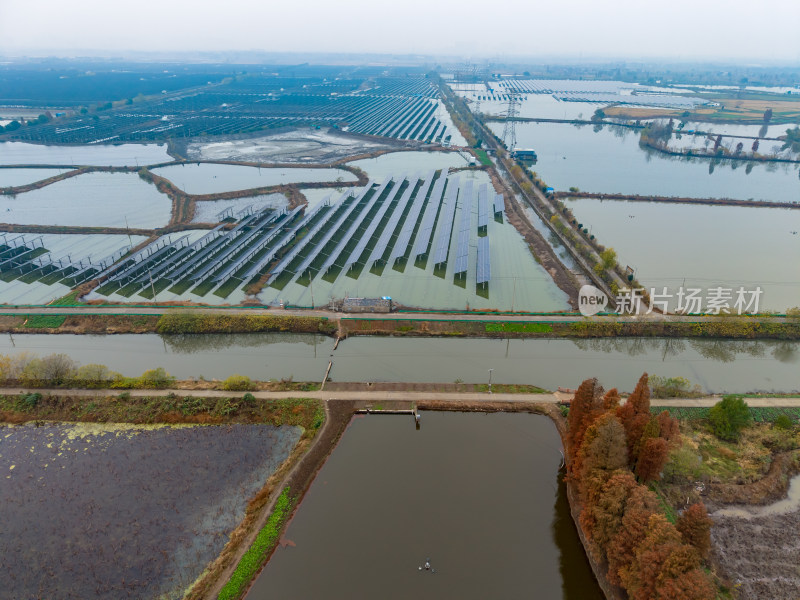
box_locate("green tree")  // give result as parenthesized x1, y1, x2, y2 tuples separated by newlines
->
(781, 127, 800, 153)
(708, 395, 752, 441)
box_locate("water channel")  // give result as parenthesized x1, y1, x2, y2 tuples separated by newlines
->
(0, 333, 797, 393)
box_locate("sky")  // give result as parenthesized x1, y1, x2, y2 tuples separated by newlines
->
(1, 0, 799, 62)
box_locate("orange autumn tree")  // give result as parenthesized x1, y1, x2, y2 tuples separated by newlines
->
(566, 374, 715, 599)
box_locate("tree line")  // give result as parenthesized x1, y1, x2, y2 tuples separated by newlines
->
(566, 373, 716, 599)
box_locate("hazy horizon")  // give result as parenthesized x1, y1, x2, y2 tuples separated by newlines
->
(1, 0, 799, 63)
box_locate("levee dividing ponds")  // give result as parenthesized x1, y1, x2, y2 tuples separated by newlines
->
(246, 411, 603, 600)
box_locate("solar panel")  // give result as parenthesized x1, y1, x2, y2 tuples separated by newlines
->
(389, 171, 435, 263)
(453, 180, 473, 275)
(319, 177, 391, 275)
(368, 176, 419, 265)
(267, 193, 343, 283)
(293, 184, 374, 278)
(432, 176, 460, 265)
(343, 176, 405, 270)
(238, 205, 315, 280)
(411, 172, 447, 260)
(477, 236, 490, 285)
(477, 184, 489, 230)
(494, 193, 504, 215)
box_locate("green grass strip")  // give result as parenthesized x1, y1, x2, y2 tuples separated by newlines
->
(218, 487, 294, 600)
(485, 322, 552, 333)
(473, 149, 492, 166)
(24, 314, 66, 328)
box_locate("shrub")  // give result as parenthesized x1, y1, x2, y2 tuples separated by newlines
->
(242, 392, 256, 404)
(222, 374, 255, 391)
(774, 414, 795, 430)
(708, 395, 752, 441)
(21, 392, 42, 409)
(136, 367, 175, 389)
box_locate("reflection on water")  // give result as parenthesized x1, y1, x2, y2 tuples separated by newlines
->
(248, 412, 603, 600)
(0, 334, 797, 392)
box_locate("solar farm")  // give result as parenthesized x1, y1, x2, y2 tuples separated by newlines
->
(3, 75, 463, 146)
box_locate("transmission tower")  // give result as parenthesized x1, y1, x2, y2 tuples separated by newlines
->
(501, 90, 520, 151)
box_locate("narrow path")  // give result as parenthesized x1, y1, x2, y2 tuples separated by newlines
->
(2, 387, 799, 407)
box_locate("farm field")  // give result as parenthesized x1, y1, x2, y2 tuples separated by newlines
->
(1, 172, 172, 228)
(0, 421, 302, 600)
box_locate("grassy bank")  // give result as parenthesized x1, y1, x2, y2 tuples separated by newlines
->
(341, 317, 800, 340)
(0, 392, 324, 430)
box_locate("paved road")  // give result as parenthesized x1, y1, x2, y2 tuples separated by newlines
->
(0, 304, 792, 325)
(3, 387, 799, 407)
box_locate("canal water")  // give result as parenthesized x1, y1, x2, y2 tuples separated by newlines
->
(0, 333, 797, 393)
(247, 411, 603, 600)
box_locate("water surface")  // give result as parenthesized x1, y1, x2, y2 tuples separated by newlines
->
(248, 412, 602, 600)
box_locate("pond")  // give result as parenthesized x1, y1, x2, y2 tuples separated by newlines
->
(1, 172, 172, 228)
(565, 198, 800, 312)
(152, 163, 357, 195)
(0, 421, 301, 600)
(0, 141, 172, 166)
(489, 121, 800, 202)
(247, 411, 603, 600)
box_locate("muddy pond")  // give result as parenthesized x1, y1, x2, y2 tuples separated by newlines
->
(0, 422, 301, 599)
(248, 411, 603, 600)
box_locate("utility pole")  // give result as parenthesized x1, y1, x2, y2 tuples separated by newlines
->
(488, 368, 494, 394)
(501, 91, 520, 151)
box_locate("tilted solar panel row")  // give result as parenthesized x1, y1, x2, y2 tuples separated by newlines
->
(293, 184, 375, 279)
(477, 183, 489, 230)
(453, 180, 474, 275)
(319, 177, 391, 274)
(432, 176, 460, 266)
(343, 175, 406, 271)
(477, 236, 491, 285)
(412, 172, 448, 260)
(368, 175, 419, 266)
(389, 171, 436, 263)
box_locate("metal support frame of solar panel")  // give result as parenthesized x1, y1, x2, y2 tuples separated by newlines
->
(294, 183, 375, 280)
(477, 237, 490, 285)
(189, 210, 280, 285)
(411, 173, 447, 260)
(237, 205, 316, 281)
(494, 193, 504, 215)
(342, 175, 405, 271)
(267, 191, 346, 284)
(208, 210, 297, 287)
(368, 175, 419, 266)
(67, 246, 131, 285)
(99, 235, 175, 282)
(432, 176, 460, 266)
(319, 177, 390, 275)
(160, 225, 232, 284)
(389, 171, 435, 264)
(477, 184, 489, 231)
(113, 235, 190, 285)
(453, 180, 474, 276)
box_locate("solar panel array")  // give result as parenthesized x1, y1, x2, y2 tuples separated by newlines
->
(320, 177, 391, 274)
(477, 236, 490, 285)
(477, 183, 489, 231)
(343, 176, 405, 271)
(389, 171, 435, 264)
(368, 176, 419, 266)
(452, 180, 474, 275)
(411, 174, 448, 260)
(432, 176, 460, 266)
